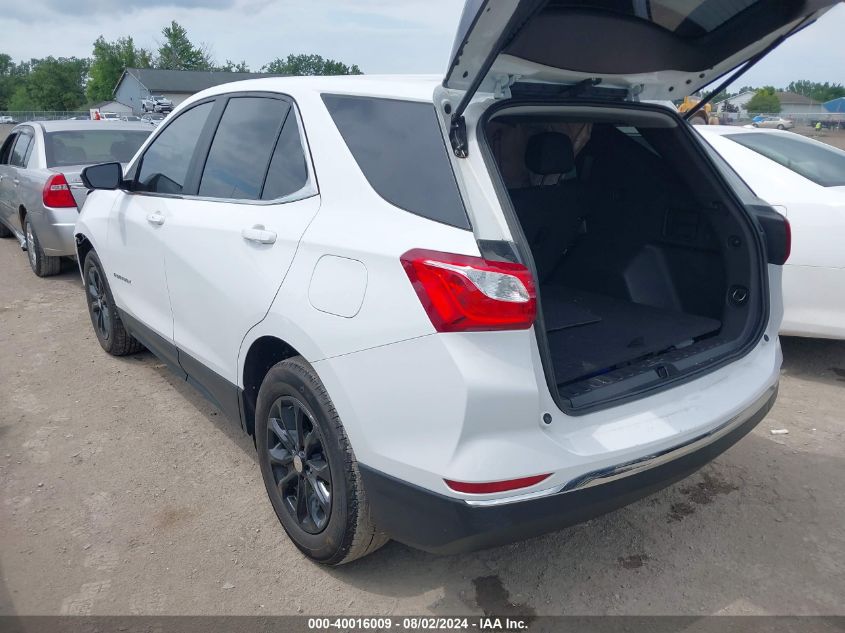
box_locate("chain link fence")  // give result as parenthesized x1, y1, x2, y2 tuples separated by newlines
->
(0, 111, 90, 123)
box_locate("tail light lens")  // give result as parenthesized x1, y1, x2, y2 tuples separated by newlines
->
(401, 248, 536, 332)
(783, 216, 791, 263)
(444, 473, 551, 494)
(42, 173, 77, 209)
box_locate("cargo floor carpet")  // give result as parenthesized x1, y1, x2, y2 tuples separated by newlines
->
(542, 287, 722, 385)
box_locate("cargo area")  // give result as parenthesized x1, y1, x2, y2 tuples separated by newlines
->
(485, 104, 764, 410)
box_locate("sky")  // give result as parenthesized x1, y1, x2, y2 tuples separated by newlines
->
(0, 0, 843, 91)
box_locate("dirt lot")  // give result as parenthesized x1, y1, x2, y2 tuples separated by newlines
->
(1, 239, 844, 617)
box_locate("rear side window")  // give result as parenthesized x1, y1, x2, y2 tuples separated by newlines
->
(137, 101, 213, 195)
(198, 96, 291, 200)
(261, 112, 309, 200)
(322, 94, 469, 230)
(10, 132, 33, 167)
(725, 132, 845, 188)
(0, 134, 17, 164)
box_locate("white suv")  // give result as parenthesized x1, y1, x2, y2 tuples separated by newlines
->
(74, 0, 832, 564)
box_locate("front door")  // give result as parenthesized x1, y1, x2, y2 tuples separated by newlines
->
(106, 99, 216, 365)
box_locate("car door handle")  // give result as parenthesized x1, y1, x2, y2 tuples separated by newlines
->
(242, 225, 277, 244)
(146, 212, 165, 226)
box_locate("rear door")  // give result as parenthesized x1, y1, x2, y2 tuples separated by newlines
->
(0, 132, 19, 232)
(162, 93, 319, 396)
(444, 0, 839, 105)
(3, 129, 35, 231)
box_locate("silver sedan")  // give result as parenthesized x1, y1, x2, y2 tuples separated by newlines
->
(0, 121, 151, 276)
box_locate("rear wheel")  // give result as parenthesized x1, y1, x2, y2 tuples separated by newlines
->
(777, 124, 785, 130)
(83, 251, 144, 356)
(24, 216, 61, 277)
(255, 357, 387, 565)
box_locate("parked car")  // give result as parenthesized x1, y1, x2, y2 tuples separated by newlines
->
(697, 126, 845, 339)
(0, 121, 151, 276)
(74, 0, 831, 564)
(141, 95, 173, 113)
(121, 115, 142, 122)
(753, 116, 794, 130)
(0, 115, 18, 124)
(140, 113, 165, 126)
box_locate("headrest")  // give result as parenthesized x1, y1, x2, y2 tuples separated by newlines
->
(525, 132, 575, 175)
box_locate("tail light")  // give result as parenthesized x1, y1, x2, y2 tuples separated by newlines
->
(401, 248, 536, 332)
(444, 473, 551, 494)
(42, 173, 77, 209)
(783, 216, 791, 263)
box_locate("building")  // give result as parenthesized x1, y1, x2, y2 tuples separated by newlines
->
(775, 91, 825, 115)
(113, 68, 278, 114)
(824, 97, 845, 113)
(713, 90, 755, 117)
(89, 100, 133, 115)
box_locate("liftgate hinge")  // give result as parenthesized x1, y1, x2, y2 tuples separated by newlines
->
(450, 115, 468, 158)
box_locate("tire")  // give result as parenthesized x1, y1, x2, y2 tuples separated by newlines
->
(777, 124, 785, 130)
(24, 216, 61, 277)
(752, 123, 759, 128)
(83, 251, 144, 356)
(255, 357, 388, 565)
(0, 221, 12, 238)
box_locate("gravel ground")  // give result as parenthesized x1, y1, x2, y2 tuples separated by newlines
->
(1, 238, 844, 617)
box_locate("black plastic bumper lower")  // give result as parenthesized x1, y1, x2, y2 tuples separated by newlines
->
(359, 386, 776, 555)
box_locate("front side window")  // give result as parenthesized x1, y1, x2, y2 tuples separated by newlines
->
(136, 101, 214, 195)
(10, 132, 33, 167)
(198, 96, 291, 200)
(726, 132, 845, 187)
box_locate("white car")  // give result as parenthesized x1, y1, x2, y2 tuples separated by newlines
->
(697, 126, 845, 339)
(74, 0, 829, 564)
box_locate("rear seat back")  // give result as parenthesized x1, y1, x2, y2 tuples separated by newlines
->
(508, 132, 589, 281)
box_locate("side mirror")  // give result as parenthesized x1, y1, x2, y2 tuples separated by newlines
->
(81, 162, 123, 190)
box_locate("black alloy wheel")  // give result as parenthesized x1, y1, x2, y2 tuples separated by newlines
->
(87, 264, 111, 342)
(266, 396, 332, 534)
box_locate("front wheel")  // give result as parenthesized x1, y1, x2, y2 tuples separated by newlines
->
(255, 357, 387, 565)
(83, 251, 144, 356)
(777, 124, 785, 130)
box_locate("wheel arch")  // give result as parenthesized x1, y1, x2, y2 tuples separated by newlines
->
(241, 335, 304, 436)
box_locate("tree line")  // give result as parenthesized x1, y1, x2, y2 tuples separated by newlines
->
(0, 21, 362, 112)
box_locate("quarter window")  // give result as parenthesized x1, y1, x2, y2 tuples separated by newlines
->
(198, 96, 291, 200)
(322, 94, 469, 230)
(136, 101, 213, 195)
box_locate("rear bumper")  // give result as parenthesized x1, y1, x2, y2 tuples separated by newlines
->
(32, 207, 78, 256)
(360, 384, 776, 555)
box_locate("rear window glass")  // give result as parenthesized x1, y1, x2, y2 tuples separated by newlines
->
(550, 0, 757, 37)
(45, 130, 150, 168)
(321, 94, 470, 230)
(725, 132, 845, 187)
